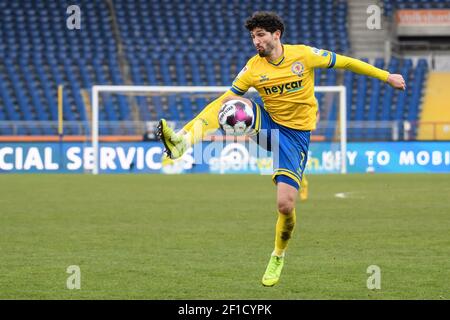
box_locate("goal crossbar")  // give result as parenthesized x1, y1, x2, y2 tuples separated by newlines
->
(91, 85, 346, 174)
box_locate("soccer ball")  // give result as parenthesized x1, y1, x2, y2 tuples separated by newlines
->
(218, 99, 254, 136)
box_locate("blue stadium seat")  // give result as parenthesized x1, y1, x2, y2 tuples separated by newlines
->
(0, 0, 429, 140)
(344, 57, 428, 141)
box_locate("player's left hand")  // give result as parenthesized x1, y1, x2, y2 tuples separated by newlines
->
(387, 74, 406, 90)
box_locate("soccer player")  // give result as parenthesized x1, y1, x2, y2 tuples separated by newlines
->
(157, 12, 406, 286)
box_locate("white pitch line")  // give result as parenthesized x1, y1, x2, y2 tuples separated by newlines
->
(335, 192, 349, 199)
(334, 192, 365, 199)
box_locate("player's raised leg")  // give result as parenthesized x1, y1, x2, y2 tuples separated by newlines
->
(262, 180, 298, 287)
(156, 119, 188, 159)
(157, 91, 237, 159)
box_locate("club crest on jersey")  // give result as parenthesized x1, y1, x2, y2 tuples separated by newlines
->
(291, 61, 304, 77)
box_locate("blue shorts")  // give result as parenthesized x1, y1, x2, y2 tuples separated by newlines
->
(250, 100, 310, 190)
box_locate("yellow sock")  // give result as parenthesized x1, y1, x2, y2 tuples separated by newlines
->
(274, 209, 296, 257)
(299, 175, 309, 201)
(300, 174, 308, 189)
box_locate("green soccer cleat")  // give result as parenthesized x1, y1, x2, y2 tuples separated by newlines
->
(261, 255, 285, 287)
(156, 119, 187, 159)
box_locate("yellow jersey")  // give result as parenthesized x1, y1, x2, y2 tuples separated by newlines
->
(231, 44, 388, 131)
(183, 44, 389, 143)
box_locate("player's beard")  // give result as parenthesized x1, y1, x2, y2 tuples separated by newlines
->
(257, 42, 275, 57)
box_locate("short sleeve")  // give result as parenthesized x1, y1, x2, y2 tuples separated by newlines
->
(231, 64, 252, 95)
(304, 45, 337, 69)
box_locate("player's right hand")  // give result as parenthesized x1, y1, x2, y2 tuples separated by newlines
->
(387, 74, 406, 90)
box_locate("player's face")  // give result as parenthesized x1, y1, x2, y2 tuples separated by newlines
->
(250, 28, 277, 57)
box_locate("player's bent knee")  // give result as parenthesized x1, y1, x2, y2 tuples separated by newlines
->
(276, 180, 298, 214)
(277, 200, 295, 215)
(277, 193, 296, 214)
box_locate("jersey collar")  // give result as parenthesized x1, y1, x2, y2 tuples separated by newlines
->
(267, 45, 285, 66)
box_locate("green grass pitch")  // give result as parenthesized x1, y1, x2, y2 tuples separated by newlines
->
(0, 173, 449, 299)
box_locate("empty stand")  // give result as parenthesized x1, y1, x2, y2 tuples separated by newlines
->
(0, 0, 429, 140)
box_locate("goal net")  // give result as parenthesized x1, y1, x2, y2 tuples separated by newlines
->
(91, 85, 347, 175)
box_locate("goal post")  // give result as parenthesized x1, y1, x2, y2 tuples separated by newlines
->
(91, 85, 346, 175)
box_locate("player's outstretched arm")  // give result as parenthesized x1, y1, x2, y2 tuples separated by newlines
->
(334, 54, 406, 90)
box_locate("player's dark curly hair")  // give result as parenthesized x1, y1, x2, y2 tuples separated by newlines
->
(245, 12, 285, 38)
